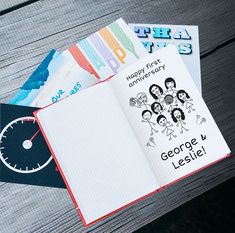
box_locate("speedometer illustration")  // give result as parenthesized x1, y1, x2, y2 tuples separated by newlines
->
(0, 103, 65, 188)
(0, 116, 52, 174)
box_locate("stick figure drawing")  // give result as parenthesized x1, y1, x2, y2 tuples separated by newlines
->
(171, 108, 189, 134)
(165, 77, 177, 99)
(129, 92, 150, 109)
(142, 110, 158, 136)
(176, 90, 195, 113)
(164, 94, 178, 113)
(149, 84, 164, 102)
(157, 114, 176, 140)
(151, 101, 164, 115)
(129, 77, 196, 144)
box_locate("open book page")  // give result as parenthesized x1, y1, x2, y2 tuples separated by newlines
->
(109, 45, 230, 186)
(35, 81, 159, 224)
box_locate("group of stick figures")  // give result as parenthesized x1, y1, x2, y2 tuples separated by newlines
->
(129, 77, 196, 145)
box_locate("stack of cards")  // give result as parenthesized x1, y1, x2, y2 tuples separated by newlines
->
(9, 19, 202, 109)
(2, 18, 202, 189)
(9, 18, 148, 108)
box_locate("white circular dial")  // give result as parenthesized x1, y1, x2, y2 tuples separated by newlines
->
(0, 116, 52, 174)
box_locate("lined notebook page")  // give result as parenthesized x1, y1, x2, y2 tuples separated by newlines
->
(36, 81, 159, 224)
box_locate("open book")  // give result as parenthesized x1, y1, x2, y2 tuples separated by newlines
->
(34, 45, 230, 226)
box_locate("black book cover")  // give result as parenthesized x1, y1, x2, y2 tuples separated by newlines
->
(0, 103, 65, 188)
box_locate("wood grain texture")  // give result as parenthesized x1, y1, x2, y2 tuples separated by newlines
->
(0, 0, 29, 11)
(0, 0, 234, 232)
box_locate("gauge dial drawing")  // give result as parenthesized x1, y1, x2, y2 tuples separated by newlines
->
(0, 116, 52, 174)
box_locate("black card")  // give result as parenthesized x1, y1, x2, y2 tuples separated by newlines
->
(0, 103, 65, 188)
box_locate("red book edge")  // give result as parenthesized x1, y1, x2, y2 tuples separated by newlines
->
(33, 109, 231, 227)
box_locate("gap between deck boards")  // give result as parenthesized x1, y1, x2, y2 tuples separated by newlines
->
(0, 0, 39, 16)
(201, 37, 235, 59)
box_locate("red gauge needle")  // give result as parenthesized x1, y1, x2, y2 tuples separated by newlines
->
(30, 129, 40, 141)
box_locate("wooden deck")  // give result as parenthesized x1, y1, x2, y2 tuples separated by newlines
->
(0, 0, 234, 232)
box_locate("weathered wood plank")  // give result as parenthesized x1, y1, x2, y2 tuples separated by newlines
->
(0, 0, 234, 102)
(0, 39, 234, 233)
(0, 0, 30, 12)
